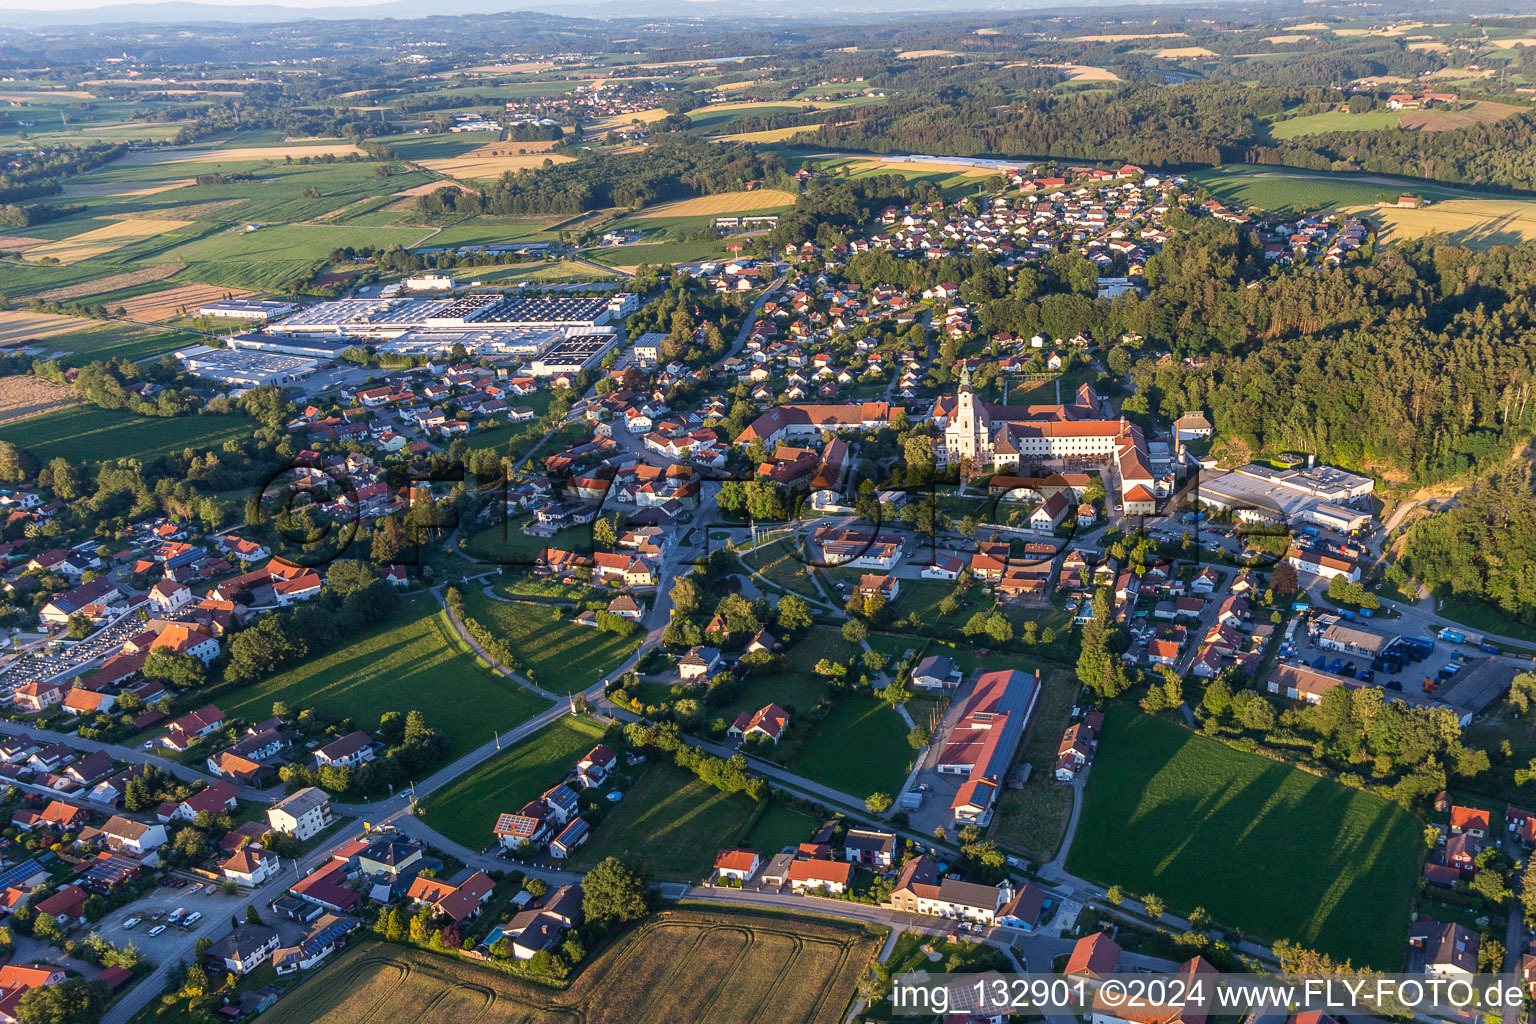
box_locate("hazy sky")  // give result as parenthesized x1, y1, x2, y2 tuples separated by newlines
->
(11, 0, 428, 8)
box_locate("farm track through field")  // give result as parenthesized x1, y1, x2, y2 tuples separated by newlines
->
(747, 933, 807, 1024)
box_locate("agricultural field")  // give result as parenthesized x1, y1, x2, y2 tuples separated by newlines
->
(632, 189, 798, 219)
(0, 377, 75, 426)
(106, 283, 257, 321)
(262, 908, 879, 1024)
(457, 588, 642, 693)
(1267, 109, 1405, 139)
(716, 125, 824, 143)
(1066, 710, 1424, 969)
(566, 761, 761, 879)
(164, 223, 430, 265)
(214, 601, 550, 760)
(790, 696, 912, 801)
(22, 218, 193, 264)
(417, 715, 610, 849)
(419, 144, 575, 182)
(1346, 198, 1536, 247)
(1192, 165, 1479, 213)
(0, 310, 113, 347)
(1267, 100, 1526, 139)
(586, 240, 729, 268)
(0, 405, 257, 463)
(110, 143, 366, 165)
(1047, 63, 1122, 81)
(29, 264, 185, 303)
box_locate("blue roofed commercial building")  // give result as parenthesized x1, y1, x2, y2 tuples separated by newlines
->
(932, 668, 1040, 827)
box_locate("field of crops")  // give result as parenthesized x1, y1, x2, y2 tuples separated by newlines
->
(0, 311, 108, 346)
(0, 377, 75, 425)
(23, 218, 193, 264)
(1347, 198, 1536, 247)
(420, 145, 574, 181)
(633, 189, 798, 218)
(262, 907, 879, 1024)
(1067, 709, 1423, 969)
(108, 283, 257, 320)
(30, 264, 185, 303)
(1192, 165, 1479, 213)
(0, 405, 258, 463)
(215, 601, 550, 760)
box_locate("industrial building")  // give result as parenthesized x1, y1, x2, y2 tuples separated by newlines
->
(227, 334, 353, 359)
(1317, 621, 1395, 657)
(1194, 462, 1373, 530)
(197, 299, 302, 322)
(267, 293, 636, 340)
(528, 327, 621, 377)
(174, 346, 319, 388)
(933, 669, 1039, 827)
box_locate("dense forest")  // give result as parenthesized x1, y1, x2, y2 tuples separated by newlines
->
(787, 79, 1536, 191)
(1402, 474, 1536, 623)
(1119, 236, 1536, 483)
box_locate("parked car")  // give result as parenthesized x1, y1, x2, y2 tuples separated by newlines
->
(122, 917, 140, 930)
(181, 911, 202, 929)
(166, 908, 185, 925)
(148, 925, 166, 937)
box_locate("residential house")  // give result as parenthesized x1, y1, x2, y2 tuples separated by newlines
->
(267, 788, 334, 842)
(207, 924, 281, 976)
(714, 848, 761, 883)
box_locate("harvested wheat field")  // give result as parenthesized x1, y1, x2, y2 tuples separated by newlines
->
(1399, 101, 1527, 130)
(0, 377, 75, 426)
(1042, 63, 1122, 81)
(23, 218, 193, 265)
(113, 144, 364, 165)
(586, 108, 670, 133)
(261, 909, 879, 1024)
(60, 178, 194, 200)
(898, 49, 963, 58)
(393, 179, 481, 198)
(0, 90, 95, 101)
(0, 236, 52, 252)
(32, 264, 185, 303)
(0, 311, 101, 346)
(714, 80, 765, 93)
(1157, 46, 1219, 57)
(421, 146, 574, 181)
(462, 61, 557, 73)
(1347, 200, 1536, 248)
(1263, 34, 1315, 42)
(108, 283, 258, 321)
(858, 157, 997, 177)
(635, 190, 799, 218)
(117, 198, 244, 220)
(717, 125, 823, 143)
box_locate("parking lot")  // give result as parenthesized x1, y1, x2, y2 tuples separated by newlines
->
(1281, 615, 1451, 697)
(0, 610, 146, 696)
(94, 873, 248, 956)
